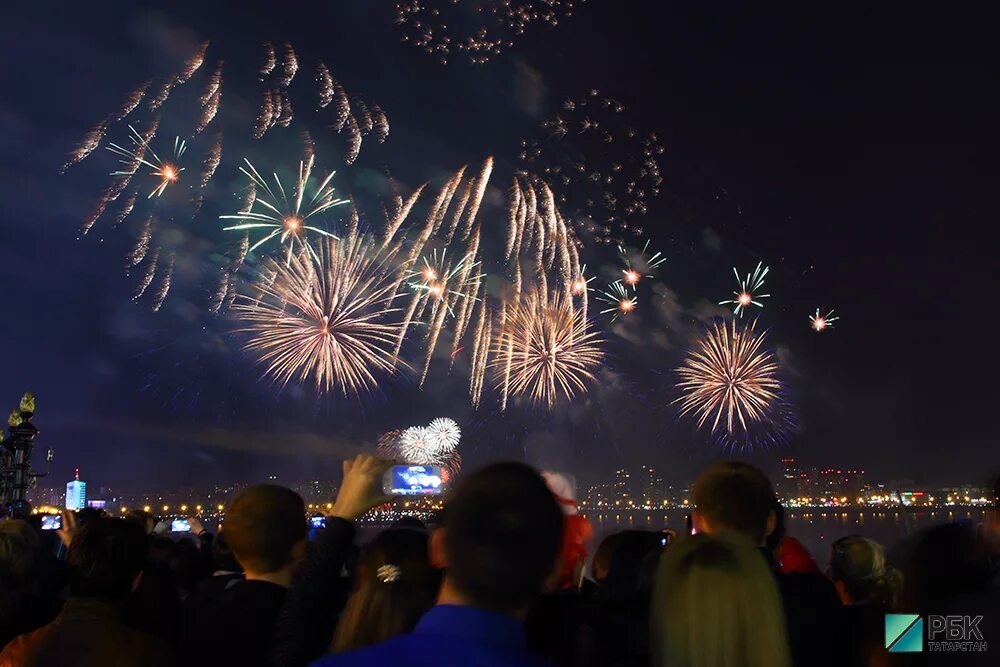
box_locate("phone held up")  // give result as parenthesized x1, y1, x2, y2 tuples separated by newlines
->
(41, 514, 62, 531)
(382, 465, 446, 496)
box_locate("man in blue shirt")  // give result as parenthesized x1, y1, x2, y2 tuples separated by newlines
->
(311, 462, 564, 667)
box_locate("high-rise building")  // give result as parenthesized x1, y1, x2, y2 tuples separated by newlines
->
(65, 468, 86, 510)
(636, 465, 667, 508)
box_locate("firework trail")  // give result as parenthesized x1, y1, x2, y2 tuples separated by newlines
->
(260, 41, 276, 78)
(175, 41, 209, 84)
(198, 134, 222, 189)
(221, 157, 348, 264)
(810, 308, 839, 331)
(254, 89, 275, 138)
(674, 319, 788, 447)
(150, 253, 175, 311)
(469, 297, 491, 407)
(719, 261, 770, 316)
(279, 42, 298, 87)
(352, 97, 373, 135)
(199, 62, 223, 105)
(275, 91, 294, 127)
(234, 235, 407, 396)
(115, 81, 151, 121)
(147, 77, 176, 112)
(128, 215, 155, 266)
(209, 268, 229, 315)
(490, 288, 603, 410)
(342, 113, 362, 165)
(112, 192, 138, 228)
(62, 118, 110, 173)
(371, 104, 389, 143)
(459, 157, 494, 241)
(133, 246, 159, 300)
(316, 61, 334, 108)
(597, 280, 637, 319)
(193, 86, 221, 135)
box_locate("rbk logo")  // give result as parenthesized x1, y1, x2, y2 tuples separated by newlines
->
(885, 614, 923, 653)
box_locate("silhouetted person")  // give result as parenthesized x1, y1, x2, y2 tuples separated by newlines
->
(0, 521, 36, 649)
(0, 517, 169, 667)
(190, 484, 308, 667)
(829, 536, 900, 667)
(691, 461, 844, 667)
(311, 461, 563, 667)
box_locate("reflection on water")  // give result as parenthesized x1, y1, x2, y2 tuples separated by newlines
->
(582, 508, 988, 568)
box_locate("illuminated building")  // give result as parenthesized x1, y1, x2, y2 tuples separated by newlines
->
(65, 468, 86, 510)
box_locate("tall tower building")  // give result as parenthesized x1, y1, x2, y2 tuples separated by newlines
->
(65, 468, 86, 510)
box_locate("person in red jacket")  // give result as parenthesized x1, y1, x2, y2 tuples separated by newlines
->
(542, 471, 593, 590)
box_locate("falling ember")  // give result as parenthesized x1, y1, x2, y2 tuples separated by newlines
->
(810, 308, 839, 332)
(719, 261, 770, 316)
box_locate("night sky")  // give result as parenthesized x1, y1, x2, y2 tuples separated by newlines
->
(1, 2, 996, 492)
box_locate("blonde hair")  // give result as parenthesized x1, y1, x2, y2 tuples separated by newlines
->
(651, 531, 791, 667)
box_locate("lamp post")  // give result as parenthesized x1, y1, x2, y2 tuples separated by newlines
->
(0, 392, 54, 518)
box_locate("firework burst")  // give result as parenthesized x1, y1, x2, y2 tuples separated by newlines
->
(597, 280, 637, 318)
(376, 418, 462, 475)
(406, 248, 483, 318)
(810, 308, 839, 331)
(491, 289, 603, 410)
(619, 239, 665, 287)
(674, 320, 789, 447)
(234, 235, 406, 396)
(106, 125, 186, 199)
(719, 261, 770, 315)
(220, 156, 348, 264)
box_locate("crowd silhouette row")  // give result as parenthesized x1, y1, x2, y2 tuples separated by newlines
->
(1, 457, 997, 666)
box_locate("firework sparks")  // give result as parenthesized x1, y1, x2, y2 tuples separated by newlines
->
(520, 89, 664, 244)
(407, 248, 482, 316)
(279, 42, 298, 87)
(150, 253, 174, 312)
(371, 104, 389, 143)
(221, 157, 348, 263)
(395, 0, 586, 65)
(260, 41, 276, 78)
(674, 319, 785, 443)
(490, 289, 603, 410)
(719, 261, 770, 316)
(235, 235, 407, 396)
(107, 125, 186, 199)
(342, 113, 362, 165)
(810, 308, 839, 331)
(316, 61, 334, 108)
(597, 280, 637, 318)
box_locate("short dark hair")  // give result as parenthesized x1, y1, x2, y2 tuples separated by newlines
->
(68, 518, 148, 599)
(692, 462, 776, 542)
(442, 462, 563, 612)
(225, 485, 307, 574)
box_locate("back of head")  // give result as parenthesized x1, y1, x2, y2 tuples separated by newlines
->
(829, 535, 897, 607)
(0, 519, 39, 558)
(692, 461, 776, 543)
(901, 522, 993, 610)
(592, 532, 627, 582)
(0, 523, 34, 589)
(225, 484, 307, 574)
(652, 532, 791, 667)
(442, 462, 563, 612)
(332, 528, 439, 652)
(601, 530, 665, 605)
(68, 518, 148, 599)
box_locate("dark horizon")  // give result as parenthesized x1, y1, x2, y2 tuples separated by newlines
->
(1, 1, 997, 492)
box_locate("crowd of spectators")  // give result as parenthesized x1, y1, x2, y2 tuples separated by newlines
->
(1, 457, 997, 667)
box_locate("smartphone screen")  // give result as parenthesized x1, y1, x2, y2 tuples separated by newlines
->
(382, 465, 445, 496)
(41, 514, 62, 530)
(171, 518, 191, 532)
(309, 515, 326, 528)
